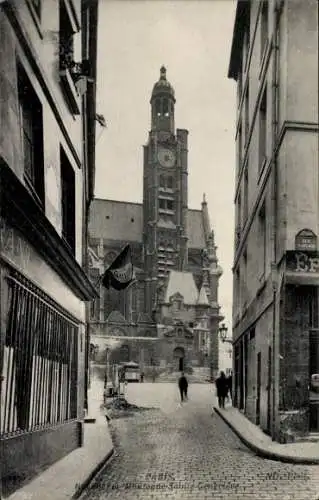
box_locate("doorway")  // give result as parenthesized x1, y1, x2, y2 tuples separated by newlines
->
(309, 287, 319, 432)
(309, 329, 319, 432)
(266, 346, 272, 434)
(173, 347, 185, 372)
(179, 357, 184, 371)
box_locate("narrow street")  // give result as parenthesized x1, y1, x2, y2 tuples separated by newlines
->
(81, 383, 319, 500)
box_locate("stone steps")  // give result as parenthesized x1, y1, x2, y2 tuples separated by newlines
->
(157, 368, 211, 384)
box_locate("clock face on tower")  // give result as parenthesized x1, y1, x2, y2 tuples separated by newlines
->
(157, 148, 176, 168)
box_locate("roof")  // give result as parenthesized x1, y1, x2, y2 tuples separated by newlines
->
(89, 199, 143, 242)
(164, 270, 199, 305)
(89, 199, 206, 250)
(187, 209, 206, 248)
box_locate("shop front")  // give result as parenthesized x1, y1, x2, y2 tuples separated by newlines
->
(278, 249, 319, 439)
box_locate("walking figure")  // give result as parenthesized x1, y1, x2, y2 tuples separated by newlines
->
(215, 371, 228, 409)
(178, 372, 188, 402)
(226, 373, 232, 403)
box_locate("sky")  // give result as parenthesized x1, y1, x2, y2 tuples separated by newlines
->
(95, 0, 237, 334)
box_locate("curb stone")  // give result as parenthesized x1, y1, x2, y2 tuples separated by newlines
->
(214, 407, 319, 465)
(72, 420, 115, 499)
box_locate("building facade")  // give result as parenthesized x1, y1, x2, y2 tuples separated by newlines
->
(88, 67, 223, 380)
(0, 0, 98, 494)
(229, 0, 318, 442)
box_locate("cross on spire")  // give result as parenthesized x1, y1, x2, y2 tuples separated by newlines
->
(160, 65, 167, 80)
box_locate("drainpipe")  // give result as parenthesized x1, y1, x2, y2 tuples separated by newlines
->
(271, 1, 282, 441)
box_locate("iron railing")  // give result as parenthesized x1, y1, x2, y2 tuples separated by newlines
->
(1, 274, 79, 437)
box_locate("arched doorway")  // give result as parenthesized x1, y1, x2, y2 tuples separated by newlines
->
(173, 347, 185, 372)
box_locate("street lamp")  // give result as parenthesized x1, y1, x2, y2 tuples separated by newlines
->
(219, 323, 232, 344)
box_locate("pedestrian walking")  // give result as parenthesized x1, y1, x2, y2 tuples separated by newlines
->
(226, 373, 232, 403)
(215, 371, 228, 409)
(178, 372, 188, 402)
(140, 372, 144, 383)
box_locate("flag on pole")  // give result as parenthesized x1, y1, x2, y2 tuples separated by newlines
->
(101, 244, 134, 290)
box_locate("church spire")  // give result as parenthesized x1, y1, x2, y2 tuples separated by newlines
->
(201, 193, 211, 242)
(150, 66, 175, 134)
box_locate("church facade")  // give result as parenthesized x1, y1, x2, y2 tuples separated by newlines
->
(88, 67, 223, 378)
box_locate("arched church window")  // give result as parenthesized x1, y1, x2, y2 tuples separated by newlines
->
(167, 176, 173, 189)
(163, 98, 169, 116)
(155, 98, 161, 116)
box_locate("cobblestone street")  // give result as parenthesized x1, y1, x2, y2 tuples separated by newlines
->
(81, 383, 319, 500)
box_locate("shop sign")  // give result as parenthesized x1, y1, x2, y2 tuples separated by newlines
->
(295, 229, 317, 251)
(286, 251, 319, 273)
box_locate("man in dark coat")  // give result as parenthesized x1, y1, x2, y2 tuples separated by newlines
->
(227, 374, 232, 402)
(178, 372, 188, 402)
(215, 371, 228, 409)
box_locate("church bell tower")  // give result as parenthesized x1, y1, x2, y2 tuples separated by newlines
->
(142, 67, 189, 317)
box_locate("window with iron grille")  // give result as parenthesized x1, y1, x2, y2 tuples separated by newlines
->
(60, 147, 76, 254)
(1, 274, 79, 437)
(18, 63, 44, 204)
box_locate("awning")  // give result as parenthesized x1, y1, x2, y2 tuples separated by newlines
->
(285, 272, 319, 286)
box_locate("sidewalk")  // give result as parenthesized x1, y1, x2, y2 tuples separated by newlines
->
(7, 382, 114, 500)
(214, 404, 319, 465)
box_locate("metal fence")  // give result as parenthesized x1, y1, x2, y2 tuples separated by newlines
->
(1, 274, 79, 436)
